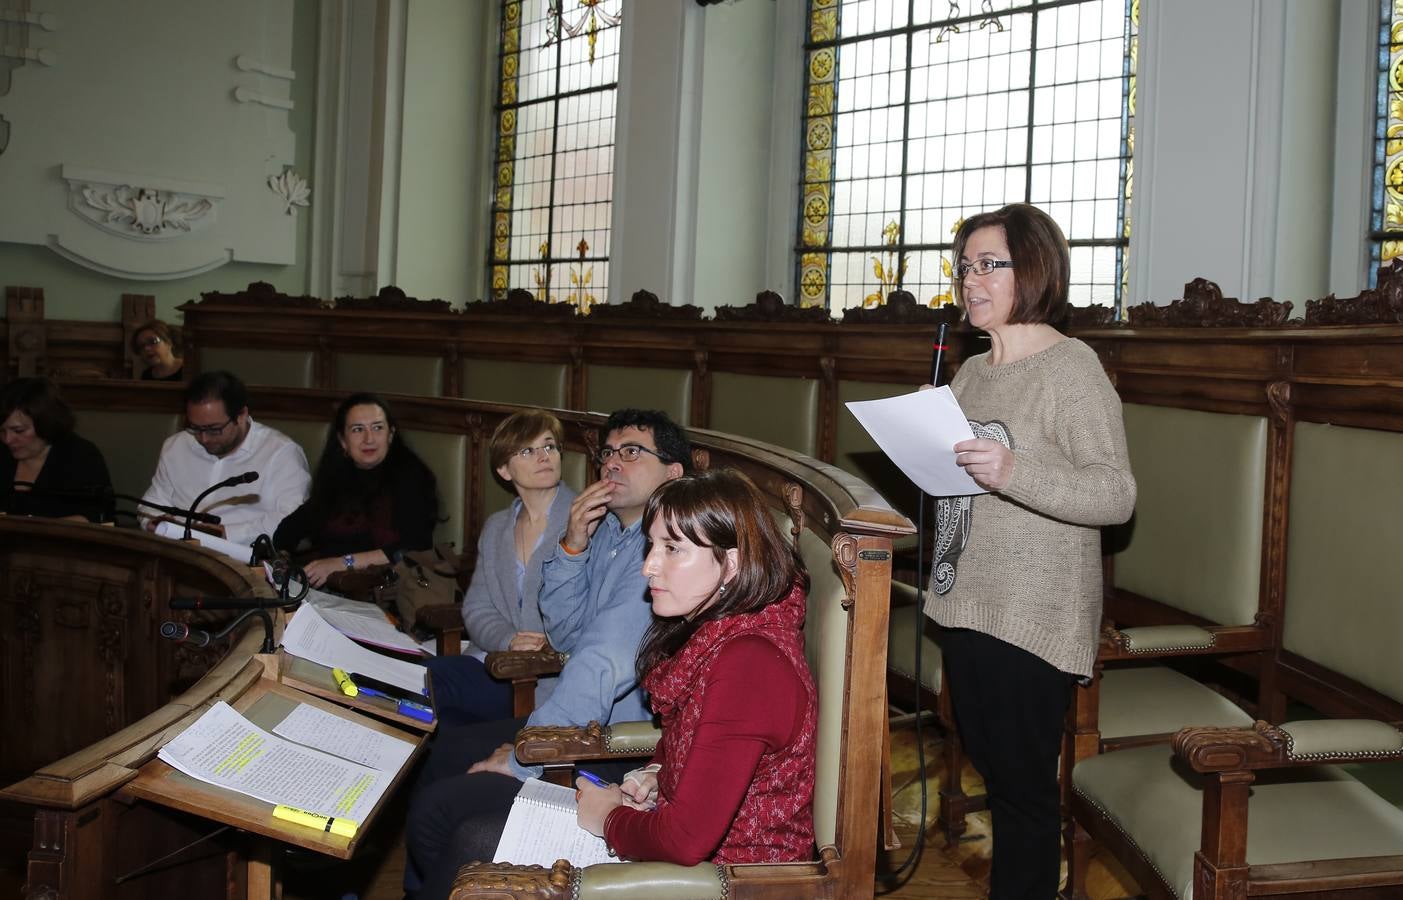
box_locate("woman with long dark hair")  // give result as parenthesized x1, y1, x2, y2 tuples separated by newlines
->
(574, 468, 818, 865)
(274, 392, 438, 587)
(1, 377, 112, 522)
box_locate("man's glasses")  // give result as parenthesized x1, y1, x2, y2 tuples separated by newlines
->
(136, 335, 165, 348)
(955, 258, 1015, 281)
(186, 416, 235, 438)
(596, 444, 665, 465)
(514, 442, 560, 460)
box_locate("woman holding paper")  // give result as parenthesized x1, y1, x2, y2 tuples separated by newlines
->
(574, 468, 817, 865)
(926, 203, 1135, 899)
(273, 393, 438, 587)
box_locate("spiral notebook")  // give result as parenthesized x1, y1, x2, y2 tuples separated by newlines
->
(493, 777, 616, 867)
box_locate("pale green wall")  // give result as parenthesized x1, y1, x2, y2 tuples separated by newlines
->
(0, 0, 320, 322)
(692, 1, 779, 311)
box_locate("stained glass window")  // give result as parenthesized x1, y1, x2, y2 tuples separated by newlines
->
(490, 0, 622, 311)
(798, 0, 1138, 314)
(1371, 0, 1403, 277)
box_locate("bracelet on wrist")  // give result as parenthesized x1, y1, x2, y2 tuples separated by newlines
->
(343, 553, 356, 569)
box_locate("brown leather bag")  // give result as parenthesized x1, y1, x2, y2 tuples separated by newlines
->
(375, 544, 462, 627)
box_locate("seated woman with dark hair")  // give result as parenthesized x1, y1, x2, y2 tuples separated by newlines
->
(574, 467, 817, 865)
(274, 393, 438, 587)
(424, 408, 575, 724)
(1, 378, 113, 522)
(131, 319, 184, 382)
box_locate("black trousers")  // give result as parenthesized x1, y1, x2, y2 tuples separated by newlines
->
(941, 627, 1072, 900)
(404, 716, 636, 900)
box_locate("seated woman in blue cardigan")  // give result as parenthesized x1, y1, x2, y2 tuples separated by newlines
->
(425, 408, 575, 724)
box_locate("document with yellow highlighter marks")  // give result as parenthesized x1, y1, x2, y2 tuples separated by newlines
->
(157, 700, 413, 827)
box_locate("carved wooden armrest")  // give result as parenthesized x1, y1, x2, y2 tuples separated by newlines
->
(450, 860, 572, 899)
(486, 649, 566, 680)
(1173, 719, 1403, 773)
(415, 603, 465, 633)
(515, 720, 661, 766)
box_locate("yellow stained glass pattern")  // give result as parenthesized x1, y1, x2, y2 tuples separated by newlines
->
(491, 1, 523, 298)
(798, 0, 838, 308)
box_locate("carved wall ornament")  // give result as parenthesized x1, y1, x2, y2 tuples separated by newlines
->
(714, 290, 835, 323)
(1125, 278, 1293, 327)
(463, 287, 578, 317)
(267, 168, 309, 215)
(1305, 260, 1403, 325)
(75, 184, 216, 239)
(194, 280, 324, 309)
(782, 481, 806, 546)
(1266, 381, 1292, 427)
(1067, 303, 1118, 328)
(831, 532, 857, 610)
(588, 288, 703, 320)
(333, 285, 451, 312)
(842, 290, 961, 325)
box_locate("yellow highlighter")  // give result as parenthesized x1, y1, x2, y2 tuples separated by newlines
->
(331, 667, 358, 697)
(272, 804, 358, 838)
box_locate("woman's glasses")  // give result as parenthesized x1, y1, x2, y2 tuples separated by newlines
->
(515, 442, 560, 460)
(955, 258, 1015, 281)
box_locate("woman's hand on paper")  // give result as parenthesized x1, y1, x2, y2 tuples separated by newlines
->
(508, 631, 548, 652)
(576, 777, 623, 837)
(302, 557, 344, 588)
(467, 743, 516, 776)
(620, 763, 661, 810)
(954, 438, 1014, 491)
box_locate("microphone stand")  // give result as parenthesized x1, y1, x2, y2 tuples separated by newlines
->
(161, 608, 277, 654)
(181, 472, 257, 540)
(109, 492, 223, 527)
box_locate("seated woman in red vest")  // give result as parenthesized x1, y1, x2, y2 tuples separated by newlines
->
(575, 468, 817, 865)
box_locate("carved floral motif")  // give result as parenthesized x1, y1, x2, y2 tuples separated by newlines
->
(1126, 279, 1293, 327)
(462, 287, 578, 318)
(1305, 259, 1403, 325)
(450, 860, 572, 899)
(333, 285, 451, 313)
(588, 289, 703, 320)
(515, 721, 607, 764)
(267, 168, 310, 215)
(194, 281, 323, 309)
(841, 290, 961, 325)
(77, 185, 214, 238)
(714, 290, 834, 323)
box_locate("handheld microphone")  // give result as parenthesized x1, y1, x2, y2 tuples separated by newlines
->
(929, 322, 950, 388)
(160, 621, 212, 647)
(182, 471, 259, 540)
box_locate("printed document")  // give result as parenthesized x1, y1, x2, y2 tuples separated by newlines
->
(494, 778, 617, 867)
(845, 386, 988, 497)
(269, 566, 424, 656)
(280, 604, 428, 696)
(156, 520, 253, 565)
(158, 700, 405, 825)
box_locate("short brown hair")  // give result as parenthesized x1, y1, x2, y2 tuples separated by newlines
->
(951, 203, 1070, 326)
(130, 319, 174, 355)
(489, 409, 564, 470)
(1, 377, 75, 443)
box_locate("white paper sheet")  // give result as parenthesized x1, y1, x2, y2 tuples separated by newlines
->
(260, 563, 425, 656)
(155, 520, 254, 565)
(494, 778, 616, 867)
(845, 387, 988, 497)
(273, 703, 415, 772)
(157, 701, 392, 825)
(280, 604, 429, 696)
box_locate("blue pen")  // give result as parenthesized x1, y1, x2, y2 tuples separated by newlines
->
(577, 769, 610, 788)
(356, 684, 435, 721)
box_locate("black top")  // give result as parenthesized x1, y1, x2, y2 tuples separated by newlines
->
(1, 433, 114, 522)
(140, 366, 184, 383)
(273, 462, 436, 560)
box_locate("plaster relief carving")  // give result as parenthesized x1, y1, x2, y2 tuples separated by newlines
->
(267, 168, 309, 215)
(77, 184, 215, 238)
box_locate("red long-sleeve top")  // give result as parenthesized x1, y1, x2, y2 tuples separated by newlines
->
(603, 584, 816, 865)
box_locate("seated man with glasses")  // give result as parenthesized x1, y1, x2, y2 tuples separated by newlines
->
(405, 408, 692, 899)
(141, 370, 311, 546)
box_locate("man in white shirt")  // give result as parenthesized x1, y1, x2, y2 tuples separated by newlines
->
(142, 371, 310, 546)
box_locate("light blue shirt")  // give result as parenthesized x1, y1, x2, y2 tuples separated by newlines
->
(508, 511, 653, 780)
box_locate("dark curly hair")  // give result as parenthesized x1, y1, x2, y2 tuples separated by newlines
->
(603, 409, 692, 472)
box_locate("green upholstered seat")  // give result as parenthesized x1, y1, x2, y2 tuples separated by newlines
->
(576, 862, 726, 899)
(335, 351, 443, 397)
(75, 410, 180, 506)
(258, 417, 329, 475)
(402, 429, 466, 550)
(1113, 404, 1267, 626)
(1097, 665, 1253, 741)
(585, 364, 690, 425)
(199, 348, 316, 389)
(1283, 422, 1403, 703)
(1074, 744, 1403, 899)
(461, 358, 568, 408)
(708, 372, 818, 455)
(798, 525, 850, 848)
(888, 582, 941, 694)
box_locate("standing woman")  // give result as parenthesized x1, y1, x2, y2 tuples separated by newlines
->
(425, 409, 576, 724)
(1, 378, 113, 522)
(274, 393, 438, 587)
(131, 320, 184, 382)
(575, 468, 817, 867)
(927, 203, 1135, 899)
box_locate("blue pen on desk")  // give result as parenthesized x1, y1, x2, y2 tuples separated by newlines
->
(577, 769, 610, 788)
(355, 684, 435, 722)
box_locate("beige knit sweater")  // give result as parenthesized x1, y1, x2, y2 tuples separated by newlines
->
(925, 337, 1136, 679)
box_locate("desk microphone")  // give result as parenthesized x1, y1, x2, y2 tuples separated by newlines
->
(182, 471, 259, 540)
(160, 621, 212, 647)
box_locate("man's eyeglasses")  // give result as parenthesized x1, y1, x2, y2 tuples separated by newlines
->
(955, 258, 1015, 281)
(137, 335, 165, 348)
(515, 442, 560, 460)
(596, 444, 665, 465)
(186, 416, 235, 438)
